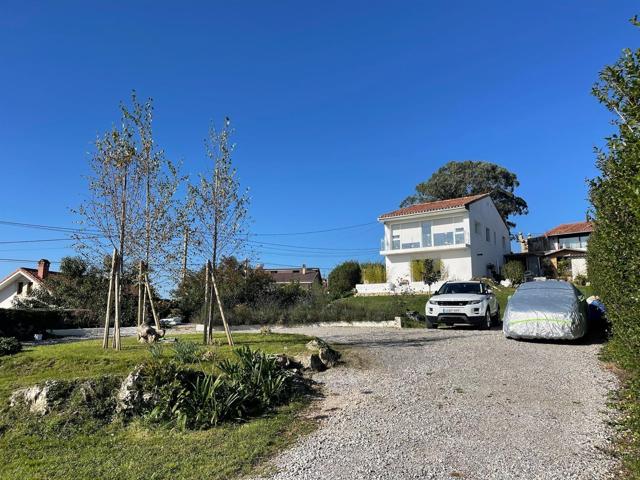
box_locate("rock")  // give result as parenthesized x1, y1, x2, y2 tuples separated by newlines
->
(9, 381, 58, 415)
(305, 337, 340, 368)
(275, 354, 303, 370)
(305, 338, 331, 352)
(295, 353, 327, 372)
(116, 365, 145, 414)
(319, 347, 340, 368)
(136, 324, 165, 344)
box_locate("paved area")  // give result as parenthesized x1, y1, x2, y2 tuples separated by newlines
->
(255, 326, 619, 480)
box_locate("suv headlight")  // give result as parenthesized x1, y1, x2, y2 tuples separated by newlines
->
(427, 299, 437, 305)
(468, 299, 483, 305)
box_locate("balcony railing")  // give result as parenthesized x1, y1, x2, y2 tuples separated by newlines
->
(380, 231, 470, 252)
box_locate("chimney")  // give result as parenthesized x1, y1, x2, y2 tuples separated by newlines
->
(516, 233, 528, 253)
(37, 259, 50, 280)
(302, 264, 307, 275)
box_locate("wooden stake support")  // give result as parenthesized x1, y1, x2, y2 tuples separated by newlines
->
(102, 248, 121, 350)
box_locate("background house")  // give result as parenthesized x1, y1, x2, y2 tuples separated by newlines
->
(0, 259, 56, 308)
(263, 265, 323, 289)
(510, 221, 592, 279)
(357, 193, 511, 295)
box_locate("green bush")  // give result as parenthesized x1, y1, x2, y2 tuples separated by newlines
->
(573, 274, 588, 287)
(588, 22, 640, 475)
(501, 260, 524, 284)
(144, 347, 298, 429)
(171, 340, 202, 364)
(0, 337, 22, 356)
(361, 262, 386, 283)
(327, 261, 361, 298)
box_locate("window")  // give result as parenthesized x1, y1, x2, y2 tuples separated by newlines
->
(17, 282, 24, 295)
(421, 221, 432, 247)
(26, 282, 33, 294)
(391, 234, 400, 250)
(437, 282, 482, 295)
(455, 227, 465, 244)
(559, 235, 589, 249)
(434, 231, 454, 246)
(493, 231, 496, 244)
(474, 221, 481, 234)
(486, 227, 491, 242)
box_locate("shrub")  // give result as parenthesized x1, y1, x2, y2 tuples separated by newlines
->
(361, 262, 386, 283)
(410, 260, 425, 282)
(147, 343, 164, 360)
(574, 274, 588, 286)
(501, 260, 524, 284)
(0, 337, 22, 356)
(144, 347, 298, 429)
(557, 259, 571, 278)
(171, 340, 202, 364)
(328, 261, 361, 298)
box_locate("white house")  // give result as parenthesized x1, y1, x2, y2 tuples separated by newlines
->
(0, 259, 55, 308)
(513, 221, 592, 279)
(356, 193, 511, 295)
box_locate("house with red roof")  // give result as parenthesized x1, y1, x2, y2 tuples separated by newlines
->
(0, 259, 57, 308)
(357, 193, 511, 294)
(512, 221, 593, 279)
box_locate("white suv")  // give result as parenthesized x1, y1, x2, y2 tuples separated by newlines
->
(425, 281, 499, 329)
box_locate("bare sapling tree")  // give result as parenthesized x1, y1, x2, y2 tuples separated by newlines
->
(191, 118, 249, 346)
(121, 93, 182, 327)
(75, 111, 142, 349)
(75, 92, 182, 347)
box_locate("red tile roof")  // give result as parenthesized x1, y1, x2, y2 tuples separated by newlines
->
(264, 268, 322, 284)
(545, 221, 593, 237)
(379, 193, 490, 220)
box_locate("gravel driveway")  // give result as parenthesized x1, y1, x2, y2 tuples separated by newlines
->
(256, 326, 619, 480)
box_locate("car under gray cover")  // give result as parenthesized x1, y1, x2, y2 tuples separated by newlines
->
(503, 280, 588, 340)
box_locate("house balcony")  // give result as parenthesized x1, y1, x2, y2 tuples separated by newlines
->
(380, 231, 470, 256)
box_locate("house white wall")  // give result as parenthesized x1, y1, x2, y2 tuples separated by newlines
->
(381, 208, 473, 284)
(467, 196, 511, 277)
(570, 257, 587, 278)
(384, 248, 472, 283)
(0, 272, 38, 309)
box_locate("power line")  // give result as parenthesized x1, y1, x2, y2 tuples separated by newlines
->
(250, 221, 377, 236)
(0, 258, 62, 264)
(0, 220, 99, 235)
(0, 236, 100, 245)
(246, 239, 378, 252)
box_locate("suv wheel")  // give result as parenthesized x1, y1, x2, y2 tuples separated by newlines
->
(491, 306, 500, 323)
(425, 318, 437, 329)
(483, 309, 492, 330)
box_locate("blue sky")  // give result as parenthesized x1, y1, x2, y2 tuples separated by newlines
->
(0, 1, 636, 282)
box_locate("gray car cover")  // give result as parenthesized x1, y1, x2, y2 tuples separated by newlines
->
(503, 280, 587, 340)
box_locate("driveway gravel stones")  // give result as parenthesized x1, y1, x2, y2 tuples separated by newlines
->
(255, 326, 619, 480)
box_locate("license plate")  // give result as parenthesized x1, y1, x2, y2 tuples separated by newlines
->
(442, 308, 461, 313)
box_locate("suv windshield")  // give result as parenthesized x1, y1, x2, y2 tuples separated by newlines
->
(437, 283, 483, 295)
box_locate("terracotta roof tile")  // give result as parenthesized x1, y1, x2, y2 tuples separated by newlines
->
(545, 221, 593, 237)
(264, 268, 322, 284)
(379, 193, 490, 220)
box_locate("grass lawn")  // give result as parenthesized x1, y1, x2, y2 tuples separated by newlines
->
(337, 294, 431, 315)
(0, 332, 316, 480)
(0, 332, 310, 402)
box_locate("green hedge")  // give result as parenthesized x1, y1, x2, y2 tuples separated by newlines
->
(0, 309, 98, 340)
